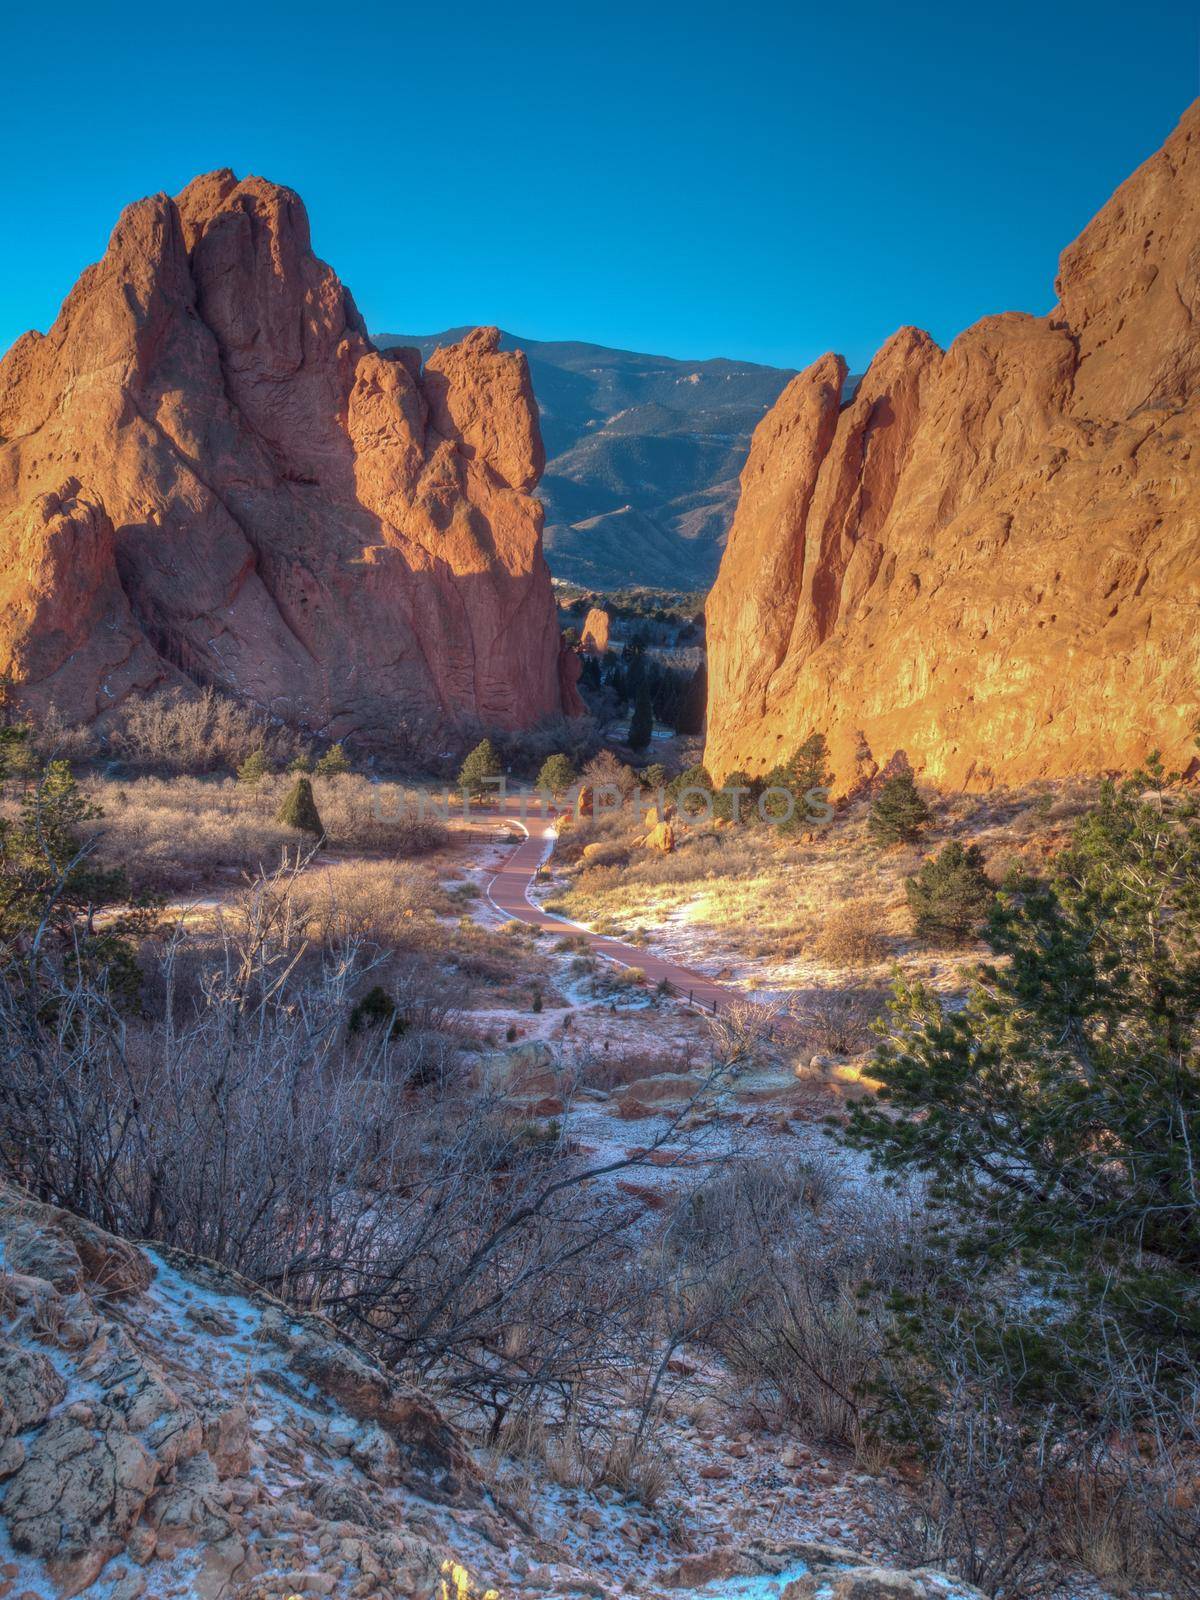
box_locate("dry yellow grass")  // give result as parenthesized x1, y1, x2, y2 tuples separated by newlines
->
(548, 780, 1099, 977)
(71, 774, 450, 893)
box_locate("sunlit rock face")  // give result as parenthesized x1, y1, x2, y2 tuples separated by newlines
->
(706, 103, 1200, 791)
(0, 170, 583, 738)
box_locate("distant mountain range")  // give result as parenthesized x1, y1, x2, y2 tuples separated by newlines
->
(375, 328, 795, 590)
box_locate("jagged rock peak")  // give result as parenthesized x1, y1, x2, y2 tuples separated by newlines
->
(0, 170, 583, 738)
(706, 102, 1200, 791)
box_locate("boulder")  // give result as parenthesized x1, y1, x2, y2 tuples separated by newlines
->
(581, 607, 611, 654)
(477, 1038, 558, 1091)
(582, 839, 630, 866)
(0, 1341, 67, 1438)
(5, 1407, 160, 1594)
(663, 1542, 987, 1599)
(0, 1186, 491, 1597)
(267, 1314, 475, 1498)
(614, 1072, 704, 1118)
(641, 820, 676, 853)
(0, 1196, 152, 1299)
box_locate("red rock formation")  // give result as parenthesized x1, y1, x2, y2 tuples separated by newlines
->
(706, 105, 1200, 791)
(580, 606, 611, 654)
(0, 171, 581, 737)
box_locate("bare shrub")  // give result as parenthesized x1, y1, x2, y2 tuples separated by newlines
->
(879, 1302, 1200, 1599)
(791, 986, 885, 1057)
(1054, 1359, 1200, 1599)
(83, 775, 297, 892)
(109, 686, 302, 774)
(76, 774, 449, 895)
(496, 715, 600, 776)
(582, 749, 639, 797)
(317, 777, 449, 854)
(887, 1369, 1060, 1599)
(815, 897, 891, 965)
(669, 1159, 928, 1447)
(28, 704, 100, 764)
(576, 1048, 698, 1093)
(272, 858, 451, 951)
(705, 996, 782, 1069)
(0, 857, 737, 1434)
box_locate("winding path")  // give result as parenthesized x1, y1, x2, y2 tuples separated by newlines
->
(481, 797, 739, 1016)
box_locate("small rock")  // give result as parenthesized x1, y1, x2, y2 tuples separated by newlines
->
(280, 1573, 337, 1597)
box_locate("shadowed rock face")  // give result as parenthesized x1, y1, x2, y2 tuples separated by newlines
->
(0, 170, 582, 738)
(706, 103, 1200, 791)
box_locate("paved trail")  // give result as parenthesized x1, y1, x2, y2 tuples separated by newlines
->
(482, 798, 741, 1016)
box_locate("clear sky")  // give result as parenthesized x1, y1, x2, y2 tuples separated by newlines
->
(2, 0, 1195, 372)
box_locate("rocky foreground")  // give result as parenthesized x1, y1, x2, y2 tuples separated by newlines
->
(705, 100, 1200, 792)
(0, 1184, 984, 1600)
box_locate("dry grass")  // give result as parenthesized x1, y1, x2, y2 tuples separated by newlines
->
(548, 780, 1098, 985)
(553, 802, 903, 968)
(73, 774, 449, 893)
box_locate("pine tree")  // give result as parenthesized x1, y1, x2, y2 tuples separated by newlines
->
(537, 753, 578, 797)
(714, 770, 757, 822)
(288, 746, 315, 774)
(458, 738, 502, 800)
(628, 683, 654, 751)
(668, 763, 714, 817)
(0, 724, 34, 781)
(276, 776, 325, 839)
(674, 661, 707, 736)
(759, 732, 832, 829)
(868, 770, 930, 845)
(0, 759, 118, 937)
(0, 758, 146, 999)
(790, 732, 832, 797)
(237, 747, 271, 788)
(668, 763, 713, 797)
(315, 742, 351, 776)
(905, 840, 995, 942)
(349, 984, 408, 1037)
(847, 766, 1200, 1370)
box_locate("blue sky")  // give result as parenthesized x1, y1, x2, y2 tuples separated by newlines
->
(2, 0, 1195, 372)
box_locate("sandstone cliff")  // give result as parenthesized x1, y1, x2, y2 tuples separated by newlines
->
(0, 171, 582, 739)
(706, 104, 1200, 790)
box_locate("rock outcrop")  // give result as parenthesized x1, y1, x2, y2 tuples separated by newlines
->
(706, 104, 1200, 791)
(0, 1185, 479, 1598)
(0, 1185, 984, 1599)
(580, 606, 611, 654)
(0, 171, 583, 739)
